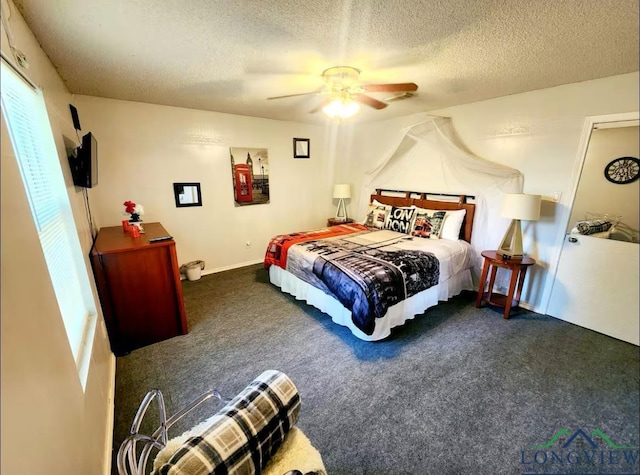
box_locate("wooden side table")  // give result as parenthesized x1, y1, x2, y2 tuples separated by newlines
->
(327, 218, 354, 227)
(475, 250, 535, 319)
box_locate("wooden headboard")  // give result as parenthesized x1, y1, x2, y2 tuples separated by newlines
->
(370, 189, 476, 243)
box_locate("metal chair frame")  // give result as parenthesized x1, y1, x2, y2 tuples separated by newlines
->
(116, 389, 230, 475)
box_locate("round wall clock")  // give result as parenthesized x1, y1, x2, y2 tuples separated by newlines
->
(603, 156, 639, 184)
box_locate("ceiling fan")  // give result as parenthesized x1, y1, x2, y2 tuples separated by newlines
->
(267, 66, 418, 118)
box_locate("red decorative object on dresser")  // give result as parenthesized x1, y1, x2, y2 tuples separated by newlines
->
(90, 222, 188, 355)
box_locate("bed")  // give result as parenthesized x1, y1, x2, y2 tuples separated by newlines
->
(264, 190, 477, 341)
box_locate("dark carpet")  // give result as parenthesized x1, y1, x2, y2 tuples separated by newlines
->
(112, 264, 639, 475)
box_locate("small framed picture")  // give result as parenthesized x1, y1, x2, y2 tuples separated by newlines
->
(173, 182, 202, 207)
(293, 138, 310, 159)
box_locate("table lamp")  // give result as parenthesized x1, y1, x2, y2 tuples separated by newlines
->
(498, 193, 541, 259)
(333, 184, 351, 221)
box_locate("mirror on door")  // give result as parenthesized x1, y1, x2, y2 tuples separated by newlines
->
(566, 123, 639, 244)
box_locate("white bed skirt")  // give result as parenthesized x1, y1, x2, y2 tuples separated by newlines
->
(269, 265, 475, 341)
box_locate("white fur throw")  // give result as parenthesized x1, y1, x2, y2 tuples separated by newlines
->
(261, 427, 325, 475)
(154, 425, 325, 475)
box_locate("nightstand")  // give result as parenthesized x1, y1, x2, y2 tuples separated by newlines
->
(475, 250, 535, 319)
(327, 218, 354, 227)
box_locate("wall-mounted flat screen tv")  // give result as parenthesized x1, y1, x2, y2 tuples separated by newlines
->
(68, 132, 98, 188)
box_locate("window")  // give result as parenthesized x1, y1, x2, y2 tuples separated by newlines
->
(1, 61, 97, 389)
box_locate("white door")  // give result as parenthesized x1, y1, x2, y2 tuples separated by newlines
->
(546, 114, 639, 345)
(547, 234, 639, 345)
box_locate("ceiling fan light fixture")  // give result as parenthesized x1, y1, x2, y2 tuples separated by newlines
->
(322, 98, 360, 119)
(322, 66, 361, 89)
(269, 65, 417, 119)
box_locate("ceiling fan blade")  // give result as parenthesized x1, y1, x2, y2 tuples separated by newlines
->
(384, 92, 416, 102)
(267, 91, 319, 100)
(362, 83, 418, 93)
(353, 94, 388, 110)
(309, 97, 332, 114)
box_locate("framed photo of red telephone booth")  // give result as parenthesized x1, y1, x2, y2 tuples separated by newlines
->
(229, 147, 270, 206)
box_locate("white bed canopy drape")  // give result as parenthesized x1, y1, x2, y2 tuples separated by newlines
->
(358, 116, 524, 278)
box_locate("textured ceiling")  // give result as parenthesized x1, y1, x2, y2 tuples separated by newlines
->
(11, 0, 640, 124)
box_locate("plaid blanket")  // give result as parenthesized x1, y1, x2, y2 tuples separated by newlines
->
(576, 219, 612, 235)
(274, 229, 440, 336)
(153, 370, 300, 475)
(264, 223, 368, 269)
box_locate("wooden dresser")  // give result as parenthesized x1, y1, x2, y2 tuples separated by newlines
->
(90, 222, 188, 355)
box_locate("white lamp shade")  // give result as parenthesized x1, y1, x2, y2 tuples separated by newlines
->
(501, 193, 541, 221)
(333, 184, 351, 199)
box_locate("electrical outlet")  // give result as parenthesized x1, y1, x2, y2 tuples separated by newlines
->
(245, 240, 251, 248)
(552, 192, 562, 202)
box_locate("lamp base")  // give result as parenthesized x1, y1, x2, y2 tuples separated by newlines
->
(335, 198, 348, 221)
(498, 250, 524, 260)
(498, 219, 524, 260)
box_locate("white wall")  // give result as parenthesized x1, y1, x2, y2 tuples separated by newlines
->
(1, 4, 114, 474)
(5, 1, 634, 470)
(568, 126, 639, 239)
(342, 72, 639, 314)
(73, 95, 334, 272)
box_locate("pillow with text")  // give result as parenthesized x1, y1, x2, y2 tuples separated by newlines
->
(385, 206, 417, 234)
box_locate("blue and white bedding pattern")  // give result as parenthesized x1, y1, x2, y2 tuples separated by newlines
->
(286, 229, 440, 335)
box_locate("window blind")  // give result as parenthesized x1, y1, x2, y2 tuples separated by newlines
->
(1, 61, 96, 378)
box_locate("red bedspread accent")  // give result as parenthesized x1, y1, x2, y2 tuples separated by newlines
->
(264, 223, 368, 269)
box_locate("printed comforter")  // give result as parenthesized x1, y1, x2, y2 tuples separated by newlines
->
(265, 224, 440, 335)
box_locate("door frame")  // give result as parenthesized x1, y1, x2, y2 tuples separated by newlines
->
(541, 111, 639, 314)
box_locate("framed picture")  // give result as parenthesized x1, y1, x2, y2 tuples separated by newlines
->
(293, 138, 310, 158)
(173, 182, 202, 207)
(229, 147, 270, 206)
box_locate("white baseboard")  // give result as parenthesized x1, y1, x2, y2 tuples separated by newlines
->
(492, 286, 542, 314)
(519, 301, 541, 313)
(207, 259, 264, 274)
(180, 259, 264, 279)
(103, 353, 116, 475)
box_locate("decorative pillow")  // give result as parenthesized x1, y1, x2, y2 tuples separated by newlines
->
(364, 203, 390, 229)
(411, 207, 467, 241)
(576, 219, 612, 235)
(152, 370, 300, 475)
(411, 209, 446, 239)
(440, 209, 467, 241)
(385, 206, 417, 234)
